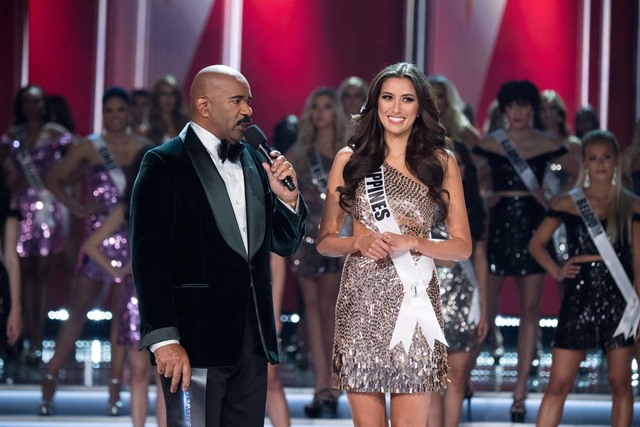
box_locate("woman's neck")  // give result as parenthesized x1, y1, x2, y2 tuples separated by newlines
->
(545, 126, 560, 138)
(25, 118, 45, 130)
(315, 127, 335, 154)
(585, 181, 612, 199)
(508, 126, 533, 140)
(384, 135, 408, 159)
(104, 128, 128, 140)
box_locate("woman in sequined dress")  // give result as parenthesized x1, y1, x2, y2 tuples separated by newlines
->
(539, 90, 582, 195)
(1, 85, 72, 364)
(428, 141, 488, 427)
(40, 87, 148, 415)
(81, 149, 162, 427)
(317, 62, 471, 426)
(530, 130, 639, 427)
(472, 81, 568, 422)
(286, 87, 346, 417)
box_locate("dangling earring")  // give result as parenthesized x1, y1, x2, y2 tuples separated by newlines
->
(583, 170, 591, 188)
(611, 166, 618, 186)
(502, 116, 510, 129)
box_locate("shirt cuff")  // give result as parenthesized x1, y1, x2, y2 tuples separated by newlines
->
(150, 339, 180, 353)
(278, 195, 299, 213)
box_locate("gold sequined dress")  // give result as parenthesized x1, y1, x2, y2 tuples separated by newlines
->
(332, 163, 448, 393)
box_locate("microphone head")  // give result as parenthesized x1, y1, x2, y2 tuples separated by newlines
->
(243, 125, 267, 149)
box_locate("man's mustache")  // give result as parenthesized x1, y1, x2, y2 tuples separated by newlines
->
(237, 116, 252, 126)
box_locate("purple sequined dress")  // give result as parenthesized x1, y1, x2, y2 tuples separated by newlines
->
(117, 270, 140, 349)
(1, 132, 72, 257)
(77, 164, 140, 347)
(77, 164, 130, 283)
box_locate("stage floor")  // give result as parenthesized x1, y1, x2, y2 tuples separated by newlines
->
(1, 324, 639, 425)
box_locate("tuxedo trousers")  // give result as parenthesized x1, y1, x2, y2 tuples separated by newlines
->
(160, 298, 269, 427)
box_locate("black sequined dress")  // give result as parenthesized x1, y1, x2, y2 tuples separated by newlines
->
(473, 146, 566, 276)
(546, 209, 638, 350)
(289, 151, 341, 277)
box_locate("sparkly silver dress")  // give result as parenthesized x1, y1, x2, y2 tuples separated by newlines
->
(332, 163, 448, 393)
(436, 265, 477, 352)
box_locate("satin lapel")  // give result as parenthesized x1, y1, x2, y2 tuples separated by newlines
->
(241, 148, 266, 260)
(182, 127, 247, 260)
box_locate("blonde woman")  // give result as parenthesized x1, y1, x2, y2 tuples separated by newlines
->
(530, 130, 639, 426)
(287, 87, 346, 417)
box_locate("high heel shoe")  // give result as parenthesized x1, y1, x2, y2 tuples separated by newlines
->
(489, 327, 505, 364)
(108, 378, 123, 416)
(510, 395, 527, 423)
(40, 373, 57, 416)
(304, 388, 339, 418)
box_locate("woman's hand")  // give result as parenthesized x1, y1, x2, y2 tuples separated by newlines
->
(476, 313, 489, 343)
(381, 232, 418, 254)
(553, 259, 581, 281)
(6, 307, 22, 346)
(355, 233, 392, 261)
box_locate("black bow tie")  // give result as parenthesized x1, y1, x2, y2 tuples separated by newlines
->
(218, 140, 244, 163)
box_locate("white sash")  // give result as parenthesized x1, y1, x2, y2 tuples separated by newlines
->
(309, 148, 328, 200)
(569, 188, 640, 339)
(89, 134, 127, 195)
(459, 259, 481, 325)
(364, 167, 447, 351)
(13, 128, 56, 229)
(492, 129, 540, 192)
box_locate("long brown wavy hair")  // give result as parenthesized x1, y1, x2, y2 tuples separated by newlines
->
(338, 62, 453, 225)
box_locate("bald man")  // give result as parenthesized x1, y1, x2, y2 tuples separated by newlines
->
(130, 65, 308, 426)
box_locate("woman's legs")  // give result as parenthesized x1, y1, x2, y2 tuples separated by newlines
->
(42, 274, 103, 400)
(513, 274, 545, 401)
(267, 365, 290, 427)
(347, 391, 388, 427)
(266, 254, 291, 427)
(317, 273, 340, 393)
(109, 284, 126, 412)
(20, 255, 52, 360)
(428, 352, 471, 427)
(298, 276, 332, 393)
(155, 373, 167, 427)
(128, 348, 151, 427)
(606, 346, 634, 427)
(536, 348, 584, 426)
(442, 351, 472, 427)
(389, 392, 430, 427)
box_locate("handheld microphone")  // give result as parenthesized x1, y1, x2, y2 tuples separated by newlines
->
(244, 125, 296, 191)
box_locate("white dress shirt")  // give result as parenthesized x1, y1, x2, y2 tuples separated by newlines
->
(188, 122, 249, 253)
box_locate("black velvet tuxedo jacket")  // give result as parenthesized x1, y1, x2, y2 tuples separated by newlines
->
(130, 125, 307, 367)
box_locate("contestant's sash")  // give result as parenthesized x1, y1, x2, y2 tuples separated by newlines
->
(13, 127, 56, 228)
(459, 259, 481, 325)
(309, 149, 328, 199)
(364, 166, 447, 351)
(89, 134, 127, 195)
(493, 129, 540, 193)
(569, 188, 640, 339)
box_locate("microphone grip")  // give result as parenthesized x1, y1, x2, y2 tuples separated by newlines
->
(258, 145, 297, 191)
